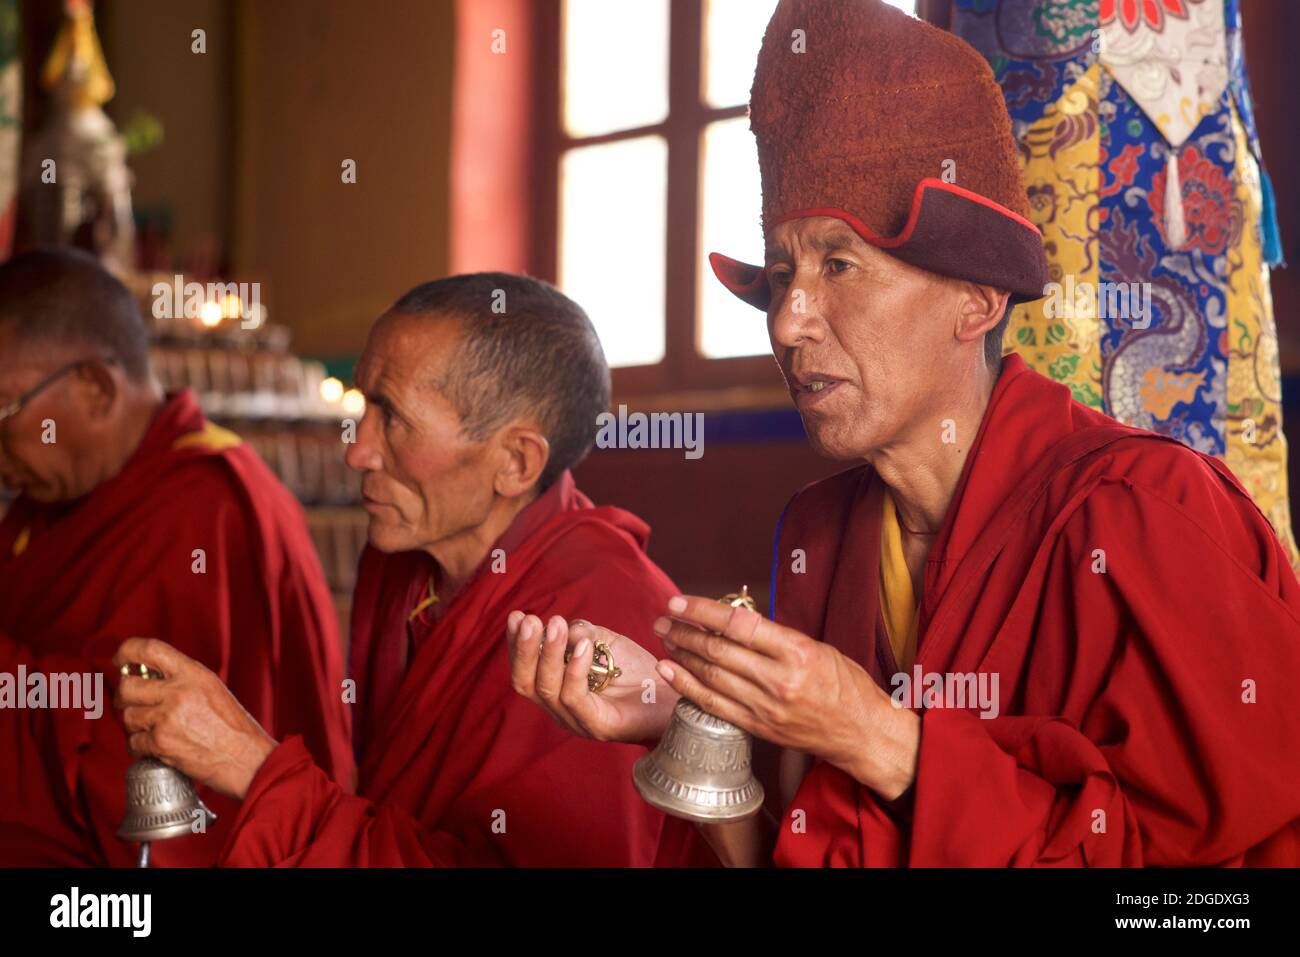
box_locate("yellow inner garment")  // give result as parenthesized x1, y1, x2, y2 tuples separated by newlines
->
(879, 490, 919, 674)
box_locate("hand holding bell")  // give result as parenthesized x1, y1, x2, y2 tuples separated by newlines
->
(115, 661, 216, 868)
(647, 591, 922, 804)
(113, 637, 280, 802)
(632, 588, 765, 822)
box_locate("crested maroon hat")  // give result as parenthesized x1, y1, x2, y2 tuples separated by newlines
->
(710, 0, 1049, 310)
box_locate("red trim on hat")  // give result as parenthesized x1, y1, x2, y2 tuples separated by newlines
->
(772, 177, 1041, 248)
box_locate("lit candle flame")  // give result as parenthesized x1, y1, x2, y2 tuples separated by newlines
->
(341, 388, 365, 415)
(198, 301, 223, 328)
(319, 377, 344, 404)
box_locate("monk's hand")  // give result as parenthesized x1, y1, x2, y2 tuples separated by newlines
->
(654, 595, 920, 801)
(506, 611, 678, 745)
(112, 638, 278, 801)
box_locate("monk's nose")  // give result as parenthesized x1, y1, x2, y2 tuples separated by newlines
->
(344, 412, 384, 473)
(770, 283, 825, 349)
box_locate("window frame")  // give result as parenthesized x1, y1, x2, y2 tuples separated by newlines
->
(536, 0, 782, 398)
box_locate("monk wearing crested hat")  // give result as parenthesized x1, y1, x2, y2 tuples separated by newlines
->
(509, 0, 1300, 866)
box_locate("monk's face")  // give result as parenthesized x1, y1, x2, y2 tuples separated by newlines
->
(764, 216, 977, 460)
(346, 311, 500, 554)
(0, 328, 120, 503)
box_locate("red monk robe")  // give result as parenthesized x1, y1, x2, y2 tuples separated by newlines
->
(772, 354, 1300, 867)
(0, 390, 353, 866)
(219, 471, 712, 867)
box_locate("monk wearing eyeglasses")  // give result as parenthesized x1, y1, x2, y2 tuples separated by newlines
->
(0, 248, 352, 866)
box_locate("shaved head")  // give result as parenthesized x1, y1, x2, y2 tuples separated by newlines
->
(0, 248, 151, 381)
(346, 273, 610, 570)
(389, 272, 611, 489)
(0, 249, 162, 502)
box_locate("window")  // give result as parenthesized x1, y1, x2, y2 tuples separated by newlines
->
(545, 0, 918, 393)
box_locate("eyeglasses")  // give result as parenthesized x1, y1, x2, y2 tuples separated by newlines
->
(0, 359, 104, 426)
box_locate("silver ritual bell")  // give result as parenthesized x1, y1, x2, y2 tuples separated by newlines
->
(116, 664, 216, 867)
(633, 588, 765, 822)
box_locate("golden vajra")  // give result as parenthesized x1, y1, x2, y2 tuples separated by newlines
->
(120, 663, 163, 680)
(718, 585, 757, 614)
(564, 588, 755, 696)
(564, 635, 623, 694)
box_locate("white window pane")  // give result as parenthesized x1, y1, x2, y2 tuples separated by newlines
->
(703, 0, 778, 108)
(883, 0, 917, 13)
(560, 136, 668, 368)
(698, 117, 769, 360)
(564, 0, 669, 137)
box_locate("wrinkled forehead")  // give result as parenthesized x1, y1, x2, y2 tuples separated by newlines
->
(763, 215, 959, 295)
(764, 215, 876, 263)
(355, 310, 463, 395)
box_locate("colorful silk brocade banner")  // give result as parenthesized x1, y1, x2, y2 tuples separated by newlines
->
(951, 0, 1298, 564)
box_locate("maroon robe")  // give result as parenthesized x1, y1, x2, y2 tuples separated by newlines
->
(772, 355, 1300, 866)
(219, 472, 713, 867)
(0, 390, 352, 866)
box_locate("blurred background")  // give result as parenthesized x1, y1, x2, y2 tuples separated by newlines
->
(2, 0, 1298, 636)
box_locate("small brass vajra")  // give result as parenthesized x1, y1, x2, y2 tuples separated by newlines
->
(120, 662, 163, 680)
(718, 585, 757, 615)
(563, 637, 623, 693)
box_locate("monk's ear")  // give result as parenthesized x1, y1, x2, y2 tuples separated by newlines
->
(953, 283, 1008, 347)
(72, 358, 120, 421)
(493, 424, 550, 499)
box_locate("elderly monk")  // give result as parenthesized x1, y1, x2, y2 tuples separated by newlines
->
(113, 273, 711, 867)
(510, 0, 1300, 867)
(0, 248, 352, 866)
